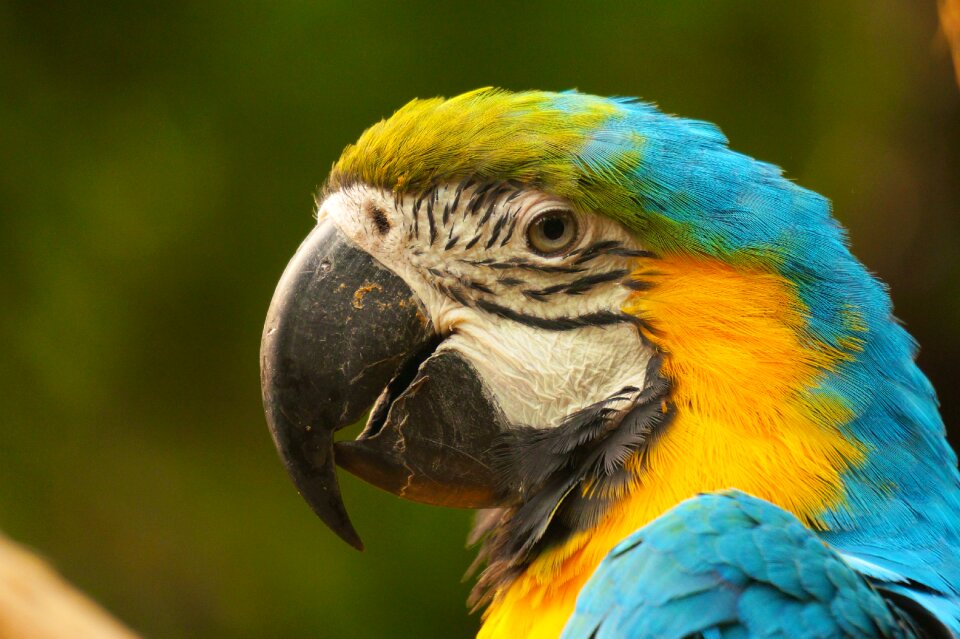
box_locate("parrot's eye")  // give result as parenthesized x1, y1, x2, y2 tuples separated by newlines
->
(526, 210, 578, 256)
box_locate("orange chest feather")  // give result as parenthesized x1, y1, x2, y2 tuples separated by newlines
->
(478, 256, 865, 639)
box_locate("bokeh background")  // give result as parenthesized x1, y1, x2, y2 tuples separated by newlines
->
(2, 1, 958, 637)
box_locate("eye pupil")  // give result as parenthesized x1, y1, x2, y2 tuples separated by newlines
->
(542, 217, 566, 241)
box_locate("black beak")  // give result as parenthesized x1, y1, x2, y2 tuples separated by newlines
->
(261, 220, 509, 549)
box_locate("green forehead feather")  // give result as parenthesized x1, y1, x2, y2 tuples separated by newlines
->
(329, 88, 635, 220)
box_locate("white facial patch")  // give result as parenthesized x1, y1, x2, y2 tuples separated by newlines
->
(318, 183, 655, 428)
(440, 320, 650, 427)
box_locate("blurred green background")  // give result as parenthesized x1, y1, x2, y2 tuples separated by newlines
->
(1, 1, 958, 637)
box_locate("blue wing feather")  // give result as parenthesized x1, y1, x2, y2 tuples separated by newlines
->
(561, 491, 947, 639)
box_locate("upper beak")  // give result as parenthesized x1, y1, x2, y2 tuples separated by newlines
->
(260, 219, 510, 549)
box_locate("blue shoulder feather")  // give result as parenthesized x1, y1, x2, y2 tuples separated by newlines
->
(562, 492, 953, 639)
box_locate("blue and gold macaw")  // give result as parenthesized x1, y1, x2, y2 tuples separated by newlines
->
(260, 89, 960, 637)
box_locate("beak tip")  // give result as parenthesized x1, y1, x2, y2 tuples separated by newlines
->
(264, 409, 365, 551)
(348, 536, 365, 552)
(288, 452, 366, 551)
(297, 482, 366, 550)
(314, 504, 363, 550)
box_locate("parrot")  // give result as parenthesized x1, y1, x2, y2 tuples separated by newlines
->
(259, 88, 960, 638)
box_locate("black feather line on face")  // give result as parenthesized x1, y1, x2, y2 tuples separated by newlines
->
(443, 284, 471, 307)
(572, 240, 657, 265)
(504, 186, 523, 203)
(462, 258, 584, 275)
(452, 178, 473, 214)
(466, 281, 495, 295)
(467, 183, 494, 216)
(426, 191, 437, 245)
(622, 278, 655, 292)
(474, 299, 643, 331)
(468, 355, 673, 608)
(485, 214, 509, 249)
(478, 200, 497, 228)
(571, 239, 621, 260)
(499, 214, 518, 247)
(520, 269, 632, 300)
(564, 269, 631, 295)
(412, 196, 422, 239)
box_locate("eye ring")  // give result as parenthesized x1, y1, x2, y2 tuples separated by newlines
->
(526, 209, 579, 256)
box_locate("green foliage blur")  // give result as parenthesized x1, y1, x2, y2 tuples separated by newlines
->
(1, 1, 958, 637)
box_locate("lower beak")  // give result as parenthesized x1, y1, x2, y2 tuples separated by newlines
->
(260, 220, 509, 549)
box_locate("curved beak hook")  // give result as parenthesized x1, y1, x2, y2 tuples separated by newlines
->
(260, 220, 434, 549)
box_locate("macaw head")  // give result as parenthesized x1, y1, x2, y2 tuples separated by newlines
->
(260, 88, 951, 631)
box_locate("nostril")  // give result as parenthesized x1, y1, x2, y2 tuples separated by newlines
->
(370, 206, 391, 235)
